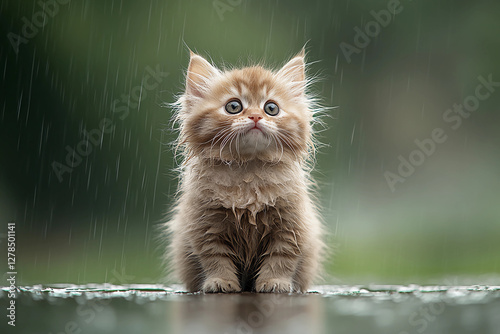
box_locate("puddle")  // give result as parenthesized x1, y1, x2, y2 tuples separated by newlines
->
(1, 284, 500, 334)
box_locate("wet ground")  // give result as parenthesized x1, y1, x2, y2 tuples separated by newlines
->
(1, 284, 500, 334)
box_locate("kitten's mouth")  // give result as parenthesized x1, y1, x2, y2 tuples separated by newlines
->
(248, 127, 264, 136)
(248, 124, 263, 133)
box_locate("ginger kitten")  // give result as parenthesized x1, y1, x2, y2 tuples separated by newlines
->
(167, 50, 323, 293)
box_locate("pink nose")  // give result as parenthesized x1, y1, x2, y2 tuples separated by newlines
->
(248, 114, 263, 123)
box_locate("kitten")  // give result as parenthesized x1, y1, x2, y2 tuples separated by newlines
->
(167, 49, 324, 293)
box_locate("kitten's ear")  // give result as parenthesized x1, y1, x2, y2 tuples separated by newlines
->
(277, 49, 306, 96)
(186, 51, 220, 98)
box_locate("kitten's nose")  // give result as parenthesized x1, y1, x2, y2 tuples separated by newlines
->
(248, 114, 263, 123)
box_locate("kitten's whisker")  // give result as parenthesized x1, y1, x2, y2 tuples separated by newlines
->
(210, 127, 233, 154)
(191, 125, 233, 158)
(197, 125, 231, 147)
(265, 126, 302, 160)
(276, 134, 285, 163)
(228, 132, 239, 161)
(235, 132, 242, 160)
(216, 127, 234, 147)
(276, 132, 301, 161)
(277, 129, 302, 147)
(210, 126, 232, 145)
(219, 133, 232, 154)
(220, 131, 238, 160)
(269, 133, 284, 164)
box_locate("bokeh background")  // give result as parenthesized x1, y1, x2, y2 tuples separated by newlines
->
(1, 0, 499, 285)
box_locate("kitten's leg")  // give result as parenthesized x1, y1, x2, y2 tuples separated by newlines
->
(169, 231, 204, 292)
(292, 244, 319, 292)
(198, 243, 241, 293)
(177, 248, 204, 292)
(193, 218, 241, 293)
(256, 229, 301, 293)
(293, 216, 323, 292)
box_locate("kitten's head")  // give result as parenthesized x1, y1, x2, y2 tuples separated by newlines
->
(174, 50, 318, 164)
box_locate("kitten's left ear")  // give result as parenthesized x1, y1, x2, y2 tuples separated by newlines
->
(277, 49, 306, 96)
(186, 51, 220, 98)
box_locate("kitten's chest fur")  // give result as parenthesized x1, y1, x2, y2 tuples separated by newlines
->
(185, 158, 305, 217)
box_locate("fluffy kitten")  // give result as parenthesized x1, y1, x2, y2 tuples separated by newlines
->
(167, 50, 323, 293)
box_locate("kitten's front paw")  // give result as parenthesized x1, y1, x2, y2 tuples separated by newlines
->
(203, 277, 241, 293)
(256, 278, 293, 293)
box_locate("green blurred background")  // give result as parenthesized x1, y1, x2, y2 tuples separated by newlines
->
(0, 0, 499, 285)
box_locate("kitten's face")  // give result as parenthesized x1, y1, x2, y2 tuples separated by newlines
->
(177, 51, 313, 163)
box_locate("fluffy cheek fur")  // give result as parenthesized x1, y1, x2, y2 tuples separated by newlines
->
(183, 107, 229, 145)
(272, 106, 311, 155)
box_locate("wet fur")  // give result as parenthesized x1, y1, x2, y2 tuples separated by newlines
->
(166, 50, 324, 293)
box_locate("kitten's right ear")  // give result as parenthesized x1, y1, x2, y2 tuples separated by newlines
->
(277, 49, 306, 97)
(186, 51, 220, 98)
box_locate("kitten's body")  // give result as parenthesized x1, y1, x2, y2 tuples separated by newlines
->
(167, 51, 323, 293)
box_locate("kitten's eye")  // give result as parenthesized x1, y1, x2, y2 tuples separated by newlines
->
(264, 101, 279, 116)
(225, 100, 243, 114)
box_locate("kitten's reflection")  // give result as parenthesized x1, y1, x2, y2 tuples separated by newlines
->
(169, 292, 324, 334)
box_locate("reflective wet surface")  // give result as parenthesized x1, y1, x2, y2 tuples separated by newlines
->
(2, 284, 500, 334)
